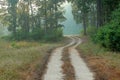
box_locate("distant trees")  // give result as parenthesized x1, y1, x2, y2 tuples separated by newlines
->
(35, 0, 65, 40)
(71, 0, 120, 51)
(71, 0, 94, 35)
(71, 0, 120, 33)
(3, 0, 65, 41)
(7, 0, 19, 36)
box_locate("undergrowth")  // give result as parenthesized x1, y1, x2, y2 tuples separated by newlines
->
(78, 36, 120, 80)
(0, 38, 65, 80)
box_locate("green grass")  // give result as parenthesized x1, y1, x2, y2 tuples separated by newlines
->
(0, 39, 65, 80)
(79, 36, 120, 68)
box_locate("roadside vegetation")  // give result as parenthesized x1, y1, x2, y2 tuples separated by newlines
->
(77, 4, 120, 79)
(0, 38, 66, 80)
(78, 36, 120, 80)
(74, 1, 120, 79)
(0, 0, 66, 80)
(93, 5, 120, 51)
(71, 0, 120, 51)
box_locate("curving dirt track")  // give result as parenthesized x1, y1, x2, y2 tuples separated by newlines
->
(42, 37, 95, 80)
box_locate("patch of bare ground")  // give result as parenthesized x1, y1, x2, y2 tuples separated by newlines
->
(62, 48, 75, 80)
(77, 36, 120, 80)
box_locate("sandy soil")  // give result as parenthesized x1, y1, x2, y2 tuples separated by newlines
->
(42, 37, 94, 80)
(43, 37, 75, 80)
(69, 37, 94, 80)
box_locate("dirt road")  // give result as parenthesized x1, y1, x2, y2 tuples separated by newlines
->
(42, 37, 94, 80)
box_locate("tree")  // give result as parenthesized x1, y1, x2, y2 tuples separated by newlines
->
(96, 0, 103, 28)
(96, 0, 120, 27)
(7, 0, 19, 36)
(3, 0, 65, 41)
(72, 0, 93, 35)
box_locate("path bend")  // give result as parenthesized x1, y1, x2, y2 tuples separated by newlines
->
(42, 37, 94, 80)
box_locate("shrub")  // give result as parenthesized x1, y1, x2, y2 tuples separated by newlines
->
(30, 28, 44, 40)
(44, 28, 63, 42)
(95, 5, 120, 51)
(87, 26, 98, 42)
(13, 30, 28, 41)
(8, 26, 63, 42)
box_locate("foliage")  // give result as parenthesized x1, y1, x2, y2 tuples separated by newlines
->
(94, 5, 120, 51)
(71, 0, 97, 35)
(29, 28, 44, 40)
(44, 28, 63, 42)
(8, 27, 63, 42)
(102, 0, 120, 21)
(87, 26, 97, 37)
(3, 0, 65, 41)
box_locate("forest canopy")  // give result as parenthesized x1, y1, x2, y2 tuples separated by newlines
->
(1, 0, 65, 41)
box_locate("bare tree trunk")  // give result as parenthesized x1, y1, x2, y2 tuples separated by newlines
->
(97, 0, 103, 28)
(82, 0, 87, 35)
(44, 0, 47, 34)
(91, 5, 97, 27)
(55, 2, 58, 28)
(29, 0, 34, 28)
(12, 5, 18, 37)
(83, 13, 87, 35)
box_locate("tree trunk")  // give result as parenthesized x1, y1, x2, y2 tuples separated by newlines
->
(29, 0, 34, 28)
(97, 0, 103, 28)
(13, 6, 17, 36)
(90, 5, 97, 27)
(55, 1, 58, 28)
(44, 0, 47, 34)
(83, 13, 87, 35)
(82, 0, 87, 35)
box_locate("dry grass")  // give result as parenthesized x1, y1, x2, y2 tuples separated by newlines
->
(77, 36, 120, 80)
(62, 48, 75, 80)
(0, 39, 66, 80)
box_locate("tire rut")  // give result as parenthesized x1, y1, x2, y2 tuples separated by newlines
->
(62, 37, 77, 80)
(69, 37, 95, 80)
(41, 37, 94, 80)
(42, 37, 75, 80)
